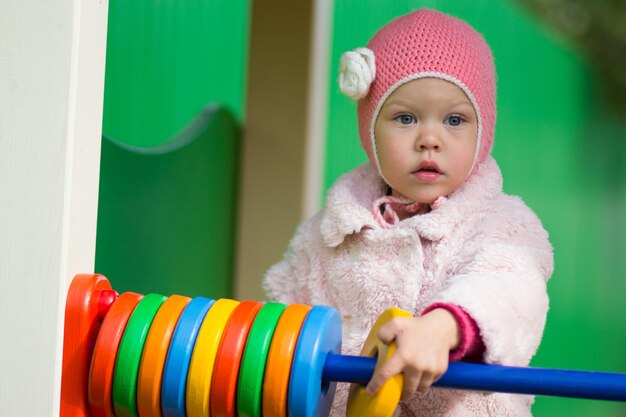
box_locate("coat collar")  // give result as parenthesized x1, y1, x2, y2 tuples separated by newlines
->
(319, 156, 503, 247)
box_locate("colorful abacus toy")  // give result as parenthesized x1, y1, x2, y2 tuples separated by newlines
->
(61, 274, 626, 417)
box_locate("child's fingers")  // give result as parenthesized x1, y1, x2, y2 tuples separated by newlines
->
(401, 370, 422, 401)
(415, 362, 447, 393)
(365, 352, 405, 395)
(416, 373, 436, 393)
(376, 317, 409, 344)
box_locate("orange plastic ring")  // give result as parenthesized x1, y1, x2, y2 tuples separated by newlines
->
(136, 295, 191, 417)
(88, 292, 143, 417)
(262, 304, 312, 417)
(210, 300, 263, 417)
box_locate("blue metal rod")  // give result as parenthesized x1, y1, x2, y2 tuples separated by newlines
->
(322, 354, 626, 402)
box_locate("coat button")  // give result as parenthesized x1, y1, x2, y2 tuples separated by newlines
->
(399, 246, 414, 263)
(348, 245, 361, 261)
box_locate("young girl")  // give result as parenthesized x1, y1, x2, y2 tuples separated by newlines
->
(264, 9, 553, 417)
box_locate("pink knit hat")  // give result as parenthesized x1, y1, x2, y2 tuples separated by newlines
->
(339, 9, 496, 174)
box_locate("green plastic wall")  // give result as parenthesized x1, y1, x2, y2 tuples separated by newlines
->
(96, 106, 240, 298)
(325, 1, 626, 416)
(96, 0, 250, 297)
(103, 0, 250, 147)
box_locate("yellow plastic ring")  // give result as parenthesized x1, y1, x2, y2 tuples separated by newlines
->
(185, 298, 240, 417)
(136, 295, 191, 417)
(346, 307, 413, 417)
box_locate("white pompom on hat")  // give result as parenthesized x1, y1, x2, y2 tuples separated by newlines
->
(338, 47, 376, 100)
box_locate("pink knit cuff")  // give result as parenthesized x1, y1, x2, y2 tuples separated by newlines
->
(422, 302, 485, 362)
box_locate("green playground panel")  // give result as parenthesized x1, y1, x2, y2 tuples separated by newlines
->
(102, 0, 250, 147)
(96, 0, 250, 299)
(95, 105, 240, 299)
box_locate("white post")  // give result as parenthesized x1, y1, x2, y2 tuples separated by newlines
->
(303, 0, 333, 218)
(0, 0, 109, 415)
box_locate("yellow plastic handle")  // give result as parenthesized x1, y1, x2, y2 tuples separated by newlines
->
(346, 307, 413, 417)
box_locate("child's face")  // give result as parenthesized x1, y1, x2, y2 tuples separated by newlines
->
(374, 77, 478, 204)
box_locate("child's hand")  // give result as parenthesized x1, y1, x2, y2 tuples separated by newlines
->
(365, 308, 460, 400)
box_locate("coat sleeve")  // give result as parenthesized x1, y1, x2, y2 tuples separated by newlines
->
(432, 198, 554, 367)
(262, 214, 320, 305)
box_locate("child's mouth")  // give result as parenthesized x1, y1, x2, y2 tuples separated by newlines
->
(413, 164, 441, 182)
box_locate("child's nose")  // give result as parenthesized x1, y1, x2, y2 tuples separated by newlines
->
(415, 129, 441, 151)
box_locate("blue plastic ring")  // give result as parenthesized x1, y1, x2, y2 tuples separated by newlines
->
(161, 296, 215, 417)
(288, 305, 342, 417)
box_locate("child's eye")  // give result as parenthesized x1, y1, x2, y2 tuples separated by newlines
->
(445, 115, 465, 127)
(395, 114, 416, 125)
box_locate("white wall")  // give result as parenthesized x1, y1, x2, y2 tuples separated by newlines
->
(0, 0, 108, 415)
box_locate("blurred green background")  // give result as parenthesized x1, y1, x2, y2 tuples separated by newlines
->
(94, 0, 626, 415)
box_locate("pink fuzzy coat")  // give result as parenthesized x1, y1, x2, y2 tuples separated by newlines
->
(263, 156, 553, 416)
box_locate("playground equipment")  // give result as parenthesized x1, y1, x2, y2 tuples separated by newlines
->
(61, 274, 626, 417)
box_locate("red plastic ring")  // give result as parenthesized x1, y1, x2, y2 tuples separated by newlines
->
(210, 300, 263, 417)
(88, 292, 143, 417)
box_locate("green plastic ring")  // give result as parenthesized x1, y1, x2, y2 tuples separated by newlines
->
(237, 302, 287, 417)
(113, 293, 167, 417)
